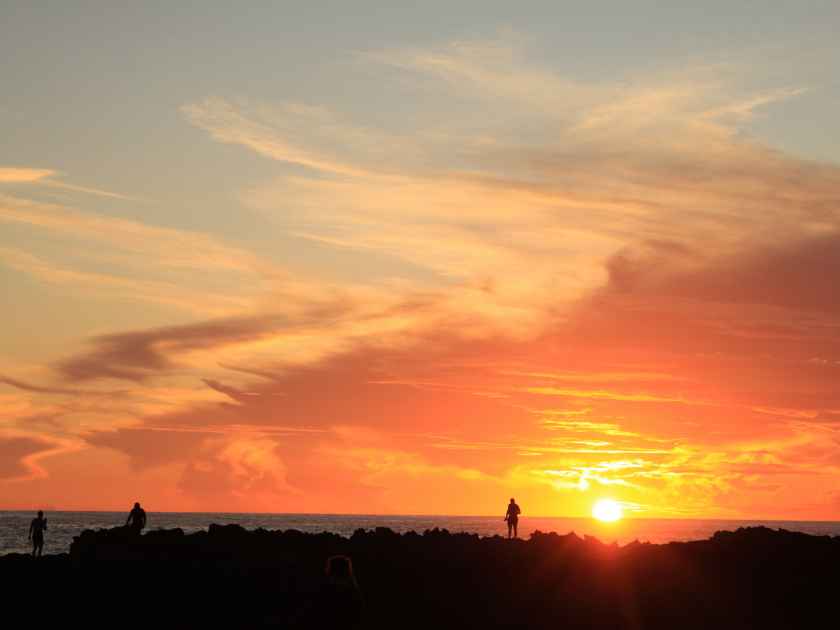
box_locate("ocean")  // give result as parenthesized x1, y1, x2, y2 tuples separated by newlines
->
(2, 511, 839, 556)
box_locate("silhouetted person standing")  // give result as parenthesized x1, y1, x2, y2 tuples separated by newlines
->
(28, 510, 47, 557)
(126, 502, 147, 535)
(504, 498, 521, 539)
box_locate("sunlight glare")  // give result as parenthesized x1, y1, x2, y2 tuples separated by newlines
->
(592, 499, 623, 522)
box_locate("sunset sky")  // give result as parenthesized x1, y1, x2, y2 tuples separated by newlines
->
(2, 2, 840, 519)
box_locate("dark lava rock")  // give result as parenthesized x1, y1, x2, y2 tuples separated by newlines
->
(1, 526, 835, 629)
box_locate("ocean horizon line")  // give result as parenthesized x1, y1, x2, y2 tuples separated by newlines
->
(1, 508, 839, 525)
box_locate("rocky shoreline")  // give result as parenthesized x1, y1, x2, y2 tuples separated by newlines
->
(3, 525, 836, 629)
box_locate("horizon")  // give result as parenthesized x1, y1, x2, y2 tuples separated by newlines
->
(3, 507, 840, 525)
(3, 2, 840, 521)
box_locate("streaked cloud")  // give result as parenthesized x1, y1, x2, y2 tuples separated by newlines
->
(0, 167, 55, 183)
(524, 387, 688, 403)
(0, 195, 266, 273)
(0, 430, 84, 482)
(0, 167, 139, 200)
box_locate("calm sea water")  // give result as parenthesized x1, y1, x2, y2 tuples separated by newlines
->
(2, 511, 839, 556)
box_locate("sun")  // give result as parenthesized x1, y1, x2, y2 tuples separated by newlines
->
(592, 499, 623, 522)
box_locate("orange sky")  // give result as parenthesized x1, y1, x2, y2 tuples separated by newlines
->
(2, 9, 840, 519)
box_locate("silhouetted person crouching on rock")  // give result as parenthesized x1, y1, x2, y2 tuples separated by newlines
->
(505, 498, 521, 539)
(29, 510, 47, 557)
(125, 502, 147, 535)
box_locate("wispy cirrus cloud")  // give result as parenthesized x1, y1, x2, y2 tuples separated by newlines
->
(0, 167, 141, 200)
(523, 387, 689, 404)
(181, 36, 834, 337)
(0, 195, 266, 273)
(181, 99, 380, 177)
(0, 194, 281, 318)
(0, 247, 254, 314)
(0, 167, 55, 183)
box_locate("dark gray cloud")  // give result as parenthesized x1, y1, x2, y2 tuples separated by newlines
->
(604, 234, 840, 314)
(56, 315, 285, 382)
(0, 374, 79, 395)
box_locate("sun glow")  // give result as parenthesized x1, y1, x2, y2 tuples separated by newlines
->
(592, 499, 623, 522)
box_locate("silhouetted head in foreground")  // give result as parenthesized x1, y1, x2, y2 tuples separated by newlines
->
(510, 498, 515, 504)
(326, 555, 356, 584)
(290, 555, 361, 628)
(289, 555, 363, 627)
(134, 502, 140, 509)
(37, 510, 43, 518)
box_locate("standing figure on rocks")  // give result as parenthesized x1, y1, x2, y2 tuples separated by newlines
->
(28, 510, 47, 557)
(125, 502, 147, 535)
(504, 498, 521, 539)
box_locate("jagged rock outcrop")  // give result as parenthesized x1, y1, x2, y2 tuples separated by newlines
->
(2, 525, 837, 629)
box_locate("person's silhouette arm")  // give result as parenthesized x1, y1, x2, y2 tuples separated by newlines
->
(125, 512, 132, 527)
